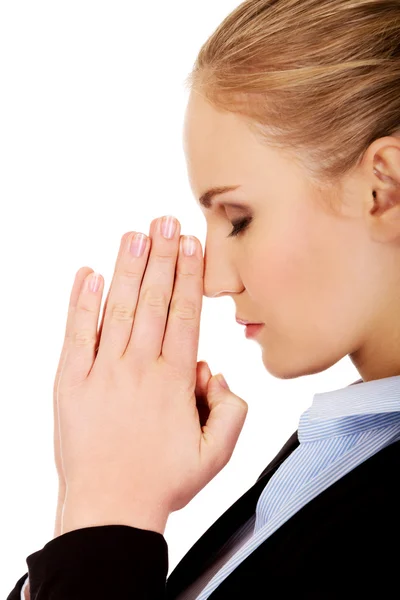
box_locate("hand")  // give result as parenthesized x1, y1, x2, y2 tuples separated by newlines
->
(52, 238, 149, 536)
(51, 223, 220, 537)
(57, 216, 248, 535)
(53, 267, 93, 538)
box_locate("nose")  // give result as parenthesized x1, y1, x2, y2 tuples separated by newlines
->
(202, 239, 243, 298)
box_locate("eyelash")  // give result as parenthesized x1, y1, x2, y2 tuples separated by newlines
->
(227, 217, 252, 238)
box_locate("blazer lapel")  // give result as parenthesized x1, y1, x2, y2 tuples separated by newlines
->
(166, 431, 299, 599)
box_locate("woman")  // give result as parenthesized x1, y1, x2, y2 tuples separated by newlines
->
(9, 1, 400, 598)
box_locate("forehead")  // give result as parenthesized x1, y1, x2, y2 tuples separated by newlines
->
(183, 92, 250, 155)
(183, 92, 262, 194)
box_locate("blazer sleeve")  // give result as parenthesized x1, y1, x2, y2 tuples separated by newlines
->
(7, 525, 168, 600)
(6, 573, 29, 600)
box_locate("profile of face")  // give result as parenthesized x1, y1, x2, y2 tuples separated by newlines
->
(182, 90, 400, 381)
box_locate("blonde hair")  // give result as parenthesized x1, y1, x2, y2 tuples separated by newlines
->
(185, 0, 400, 190)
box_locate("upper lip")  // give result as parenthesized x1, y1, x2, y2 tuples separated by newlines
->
(236, 316, 263, 325)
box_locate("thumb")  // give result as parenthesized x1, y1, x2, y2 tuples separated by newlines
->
(200, 374, 249, 474)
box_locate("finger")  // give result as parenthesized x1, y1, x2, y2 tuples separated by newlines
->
(96, 230, 139, 349)
(195, 361, 212, 400)
(95, 220, 158, 361)
(62, 270, 105, 386)
(160, 234, 203, 372)
(124, 216, 181, 362)
(196, 361, 212, 427)
(53, 267, 93, 484)
(53, 267, 94, 394)
(201, 384, 248, 472)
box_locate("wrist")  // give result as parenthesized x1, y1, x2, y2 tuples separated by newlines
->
(61, 489, 169, 536)
(23, 579, 30, 600)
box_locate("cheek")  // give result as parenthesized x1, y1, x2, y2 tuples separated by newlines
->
(245, 209, 359, 351)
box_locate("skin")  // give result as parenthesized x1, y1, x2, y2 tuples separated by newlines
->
(37, 91, 399, 600)
(182, 90, 400, 382)
(41, 92, 399, 599)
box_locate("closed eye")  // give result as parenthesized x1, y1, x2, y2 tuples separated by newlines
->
(227, 217, 253, 238)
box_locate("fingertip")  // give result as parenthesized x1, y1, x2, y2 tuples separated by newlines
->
(77, 266, 94, 279)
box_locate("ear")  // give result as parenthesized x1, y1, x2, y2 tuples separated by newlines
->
(366, 137, 400, 244)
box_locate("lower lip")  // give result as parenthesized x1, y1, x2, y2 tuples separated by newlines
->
(245, 324, 264, 338)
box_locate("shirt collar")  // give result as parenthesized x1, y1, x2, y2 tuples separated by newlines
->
(309, 374, 400, 421)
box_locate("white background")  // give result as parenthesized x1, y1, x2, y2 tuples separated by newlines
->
(0, 1, 359, 596)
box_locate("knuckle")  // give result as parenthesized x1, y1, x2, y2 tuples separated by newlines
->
(119, 269, 142, 283)
(110, 303, 134, 322)
(78, 302, 97, 315)
(143, 288, 168, 316)
(153, 251, 175, 264)
(178, 268, 198, 280)
(73, 329, 96, 347)
(170, 298, 197, 321)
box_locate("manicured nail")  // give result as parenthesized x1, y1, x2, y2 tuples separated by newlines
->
(161, 215, 177, 239)
(182, 235, 196, 256)
(130, 233, 147, 257)
(86, 272, 101, 293)
(216, 374, 229, 389)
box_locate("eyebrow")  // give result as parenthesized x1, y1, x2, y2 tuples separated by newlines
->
(198, 185, 246, 210)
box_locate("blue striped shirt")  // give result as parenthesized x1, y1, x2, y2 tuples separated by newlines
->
(178, 374, 400, 600)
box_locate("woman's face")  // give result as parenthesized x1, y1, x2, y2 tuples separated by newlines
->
(182, 91, 397, 381)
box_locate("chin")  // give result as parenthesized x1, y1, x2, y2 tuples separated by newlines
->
(260, 347, 339, 380)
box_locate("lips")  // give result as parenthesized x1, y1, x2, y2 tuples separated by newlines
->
(236, 317, 263, 325)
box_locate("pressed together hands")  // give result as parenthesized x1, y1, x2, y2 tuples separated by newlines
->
(52, 215, 249, 542)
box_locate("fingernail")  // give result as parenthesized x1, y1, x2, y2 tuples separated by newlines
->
(130, 233, 147, 257)
(182, 235, 196, 257)
(86, 272, 101, 293)
(161, 215, 177, 239)
(216, 373, 229, 390)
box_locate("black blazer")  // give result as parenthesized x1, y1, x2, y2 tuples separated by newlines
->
(7, 432, 399, 599)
